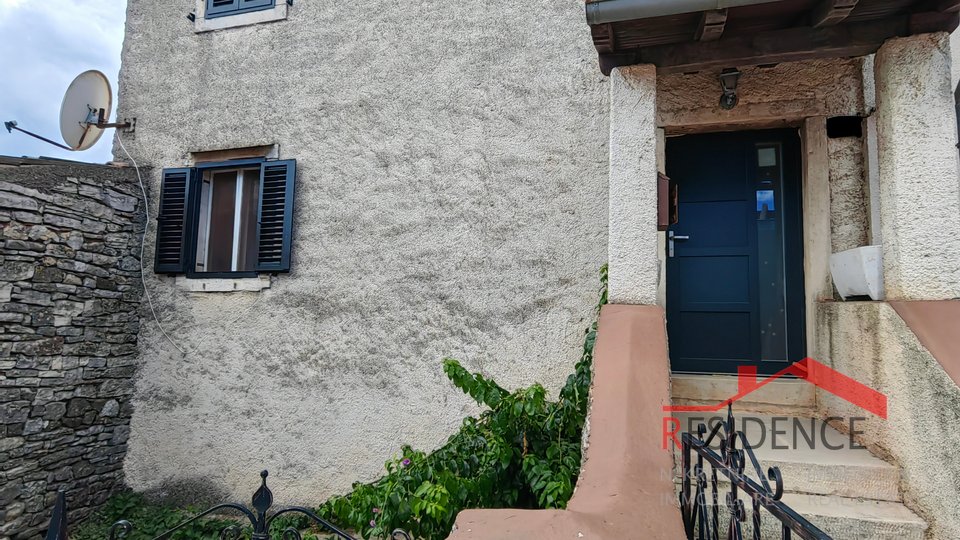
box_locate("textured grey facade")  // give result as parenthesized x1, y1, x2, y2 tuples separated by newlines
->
(0, 159, 144, 539)
(115, 0, 608, 503)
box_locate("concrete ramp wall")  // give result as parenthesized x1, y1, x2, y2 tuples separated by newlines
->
(815, 301, 960, 540)
(448, 304, 684, 539)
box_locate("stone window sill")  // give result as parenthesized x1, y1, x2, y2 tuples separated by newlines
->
(174, 275, 271, 292)
(194, 2, 287, 33)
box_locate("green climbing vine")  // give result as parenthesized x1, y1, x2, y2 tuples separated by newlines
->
(318, 265, 608, 539)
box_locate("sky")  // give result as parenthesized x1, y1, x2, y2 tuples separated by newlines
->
(0, 0, 127, 163)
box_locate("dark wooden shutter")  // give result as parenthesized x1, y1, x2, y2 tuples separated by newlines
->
(239, 0, 274, 10)
(206, 0, 240, 17)
(154, 168, 194, 274)
(255, 160, 296, 272)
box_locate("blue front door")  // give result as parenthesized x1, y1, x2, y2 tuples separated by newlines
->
(666, 129, 805, 375)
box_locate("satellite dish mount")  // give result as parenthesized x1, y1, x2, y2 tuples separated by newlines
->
(4, 69, 135, 152)
(84, 105, 135, 132)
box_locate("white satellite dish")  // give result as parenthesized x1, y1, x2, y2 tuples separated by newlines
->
(4, 70, 133, 152)
(59, 70, 112, 151)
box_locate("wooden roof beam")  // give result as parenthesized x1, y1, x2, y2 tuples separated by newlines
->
(597, 11, 960, 75)
(696, 9, 728, 41)
(811, 0, 860, 27)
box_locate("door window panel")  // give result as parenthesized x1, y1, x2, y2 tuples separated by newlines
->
(754, 144, 789, 362)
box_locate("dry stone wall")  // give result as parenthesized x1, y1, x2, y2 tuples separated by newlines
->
(0, 160, 143, 540)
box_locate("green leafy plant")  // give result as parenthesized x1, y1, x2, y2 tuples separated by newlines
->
(71, 492, 243, 540)
(71, 491, 329, 540)
(319, 265, 608, 539)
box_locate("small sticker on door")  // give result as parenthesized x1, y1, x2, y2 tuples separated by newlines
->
(756, 189, 775, 212)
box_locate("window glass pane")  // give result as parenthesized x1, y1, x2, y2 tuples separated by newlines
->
(195, 170, 237, 273)
(237, 169, 260, 271)
(193, 167, 261, 274)
(194, 178, 212, 272)
(207, 171, 238, 272)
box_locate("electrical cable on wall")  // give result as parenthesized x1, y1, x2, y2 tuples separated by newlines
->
(4, 69, 265, 357)
(114, 131, 263, 357)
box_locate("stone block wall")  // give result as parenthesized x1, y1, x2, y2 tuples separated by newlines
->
(0, 159, 143, 540)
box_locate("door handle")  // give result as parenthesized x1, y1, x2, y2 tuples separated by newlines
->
(668, 231, 690, 258)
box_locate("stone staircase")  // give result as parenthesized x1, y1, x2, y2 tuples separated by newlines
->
(671, 374, 927, 540)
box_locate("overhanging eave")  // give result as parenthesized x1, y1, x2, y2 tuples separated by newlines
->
(586, 0, 960, 74)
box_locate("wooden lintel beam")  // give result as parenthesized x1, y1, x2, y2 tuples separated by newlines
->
(596, 11, 959, 76)
(811, 0, 860, 27)
(696, 9, 728, 41)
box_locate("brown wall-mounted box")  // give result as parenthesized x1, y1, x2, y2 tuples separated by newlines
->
(658, 172, 678, 231)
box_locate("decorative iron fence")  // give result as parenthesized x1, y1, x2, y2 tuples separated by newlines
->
(44, 470, 410, 540)
(679, 405, 832, 540)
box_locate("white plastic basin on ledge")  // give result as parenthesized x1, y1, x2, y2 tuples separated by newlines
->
(829, 245, 884, 301)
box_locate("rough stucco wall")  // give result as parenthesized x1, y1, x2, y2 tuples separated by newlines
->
(951, 31, 960, 92)
(875, 33, 960, 300)
(815, 302, 960, 540)
(828, 137, 869, 255)
(607, 65, 658, 305)
(115, 0, 608, 503)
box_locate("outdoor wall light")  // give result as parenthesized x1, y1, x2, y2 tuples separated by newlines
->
(719, 68, 741, 110)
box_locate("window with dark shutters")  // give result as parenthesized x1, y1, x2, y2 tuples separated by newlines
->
(255, 160, 296, 273)
(154, 168, 194, 274)
(205, 0, 275, 18)
(153, 159, 296, 277)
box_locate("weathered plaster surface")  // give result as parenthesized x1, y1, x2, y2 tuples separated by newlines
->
(951, 31, 960, 91)
(658, 58, 868, 131)
(828, 137, 869, 255)
(116, 0, 609, 503)
(875, 33, 960, 300)
(815, 301, 960, 540)
(607, 65, 658, 305)
(802, 118, 835, 351)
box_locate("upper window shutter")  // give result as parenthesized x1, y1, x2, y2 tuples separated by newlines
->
(239, 0, 274, 10)
(154, 168, 195, 274)
(206, 0, 241, 17)
(255, 160, 296, 273)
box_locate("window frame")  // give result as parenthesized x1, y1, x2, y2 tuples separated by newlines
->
(185, 158, 266, 279)
(155, 157, 296, 278)
(205, 0, 276, 20)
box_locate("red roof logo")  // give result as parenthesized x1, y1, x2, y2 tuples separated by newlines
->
(663, 357, 887, 419)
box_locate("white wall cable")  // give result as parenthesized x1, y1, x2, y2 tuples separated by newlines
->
(114, 132, 264, 358)
(114, 131, 187, 355)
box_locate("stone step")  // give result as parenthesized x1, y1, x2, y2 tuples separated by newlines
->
(791, 494, 927, 540)
(670, 413, 901, 502)
(671, 373, 816, 416)
(708, 493, 928, 540)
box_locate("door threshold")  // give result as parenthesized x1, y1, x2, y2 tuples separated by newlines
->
(671, 373, 816, 413)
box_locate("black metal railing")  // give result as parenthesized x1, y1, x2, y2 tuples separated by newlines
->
(679, 405, 832, 540)
(45, 470, 410, 540)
